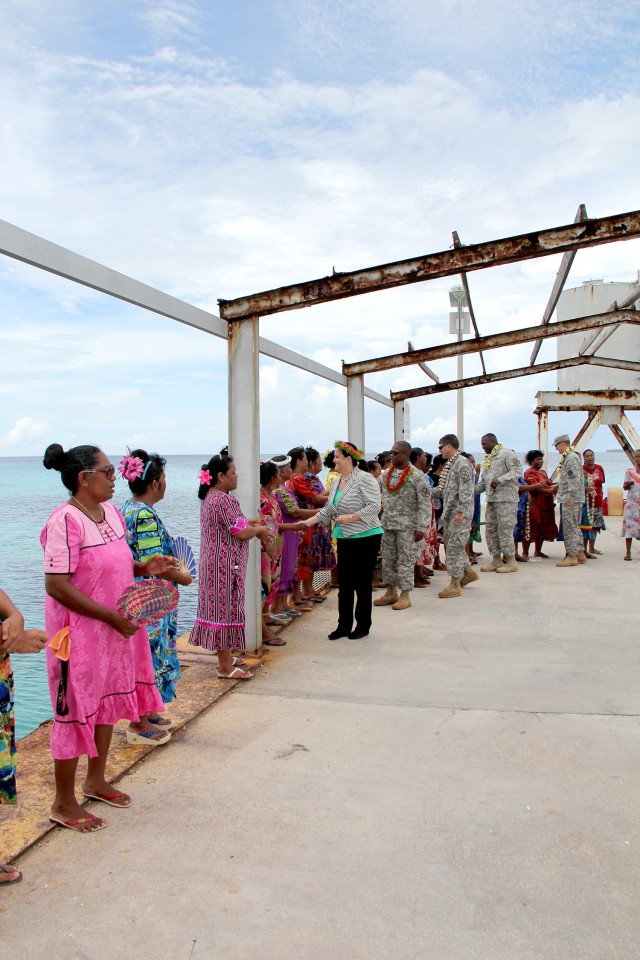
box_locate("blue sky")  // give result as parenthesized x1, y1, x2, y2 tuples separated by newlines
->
(1, 0, 639, 457)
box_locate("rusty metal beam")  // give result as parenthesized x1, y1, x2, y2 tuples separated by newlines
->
(530, 203, 587, 365)
(407, 341, 439, 383)
(390, 356, 589, 401)
(582, 355, 640, 374)
(452, 231, 486, 375)
(579, 282, 640, 357)
(218, 209, 640, 321)
(343, 310, 639, 376)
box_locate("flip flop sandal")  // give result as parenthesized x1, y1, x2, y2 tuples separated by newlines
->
(217, 667, 253, 680)
(49, 815, 107, 833)
(263, 637, 287, 646)
(82, 791, 132, 808)
(126, 729, 171, 746)
(148, 716, 175, 729)
(624, 556, 632, 561)
(0, 865, 22, 885)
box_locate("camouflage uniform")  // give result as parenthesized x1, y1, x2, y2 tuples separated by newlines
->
(433, 454, 475, 579)
(379, 466, 431, 591)
(476, 446, 522, 558)
(557, 449, 585, 558)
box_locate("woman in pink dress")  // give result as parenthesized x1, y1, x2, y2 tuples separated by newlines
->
(189, 452, 273, 679)
(42, 443, 177, 833)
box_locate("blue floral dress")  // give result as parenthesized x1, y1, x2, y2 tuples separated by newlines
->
(0, 649, 16, 804)
(122, 500, 181, 704)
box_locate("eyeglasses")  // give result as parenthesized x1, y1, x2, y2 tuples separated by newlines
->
(438, 444, 445, 450)
(85, 465, 116, 480)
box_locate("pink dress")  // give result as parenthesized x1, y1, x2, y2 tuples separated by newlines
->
(41, 502, 163, 761)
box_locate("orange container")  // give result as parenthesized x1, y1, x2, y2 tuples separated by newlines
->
(607, 487, 624, 516)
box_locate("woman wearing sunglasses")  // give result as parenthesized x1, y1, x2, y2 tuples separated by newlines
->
(41, 443, 177, 833)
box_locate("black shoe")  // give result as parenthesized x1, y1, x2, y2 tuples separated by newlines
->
(328, 629, 350, 640)
(348, 629, 369, 640)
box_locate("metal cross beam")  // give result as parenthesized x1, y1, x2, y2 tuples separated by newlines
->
(529, 203, 588, 365)
(452, 230, 486, 375)
(343, 310, 640, 376)
(390, 354, 640, 402)
(218, 209, 640, 321)
(578, 282, 640, 357)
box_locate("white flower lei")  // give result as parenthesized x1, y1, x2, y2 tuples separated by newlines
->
(437, 451, 459, 493)
(556, 444, 574, 474)
(481, 443, 502, 472)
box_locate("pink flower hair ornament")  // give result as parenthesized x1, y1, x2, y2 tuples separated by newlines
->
(119, 454, 145, 481)
(199, 469, 212, 486)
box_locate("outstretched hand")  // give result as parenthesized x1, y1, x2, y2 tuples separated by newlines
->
(142, 554, 180, 578)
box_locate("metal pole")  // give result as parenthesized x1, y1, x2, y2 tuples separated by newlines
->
(227, 316, 261, 653)
(457, 303, 464, 447)
(393, 400, 405, 442)
(346, 375, 365, 450)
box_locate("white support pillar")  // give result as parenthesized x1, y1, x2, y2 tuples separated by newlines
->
(620, 412, 640, 450)
(346, 374, 365, 450)
(394, 400, 407, 443)
(227, 317, 261, 652)
(537, 410, 548, 468)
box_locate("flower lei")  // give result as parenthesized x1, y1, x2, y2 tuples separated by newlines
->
(481, 443, 502, 472)
(556, 445, 574, 475)
(435, 451, 459, 493)
(334, 439, 364, 460)
(583, 472, 594, 526)
(385, 463, 412, 492)
(524, 496, 531, 542)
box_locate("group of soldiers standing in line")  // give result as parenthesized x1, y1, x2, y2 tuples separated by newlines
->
(373, 430, 586, 604)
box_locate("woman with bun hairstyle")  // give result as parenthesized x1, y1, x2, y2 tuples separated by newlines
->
(190, 451, 274, 679)
(41, 443, 177, 833)
(121, 449, 193, 734)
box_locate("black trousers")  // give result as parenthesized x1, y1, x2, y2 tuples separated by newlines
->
(336, 533, 382, 633)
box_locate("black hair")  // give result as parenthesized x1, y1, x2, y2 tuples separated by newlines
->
(305, 447, 321, 466)
(43, 443, 101, 494)
(439, 433, 460, 450)
(366, 459, 381, 473)
(323, 450, 335, 470)
(377, 451, 392, 466)
(424, 452, 433, 468)
(525, 449, 544, 465)
(336, 440, 361, 466)
(260, 461, 279, 486)
(430, 453, 445, 475)
(288, 446, 306, 471)
(482, 432, 498, 443)
(198, 452, 233, 500)
(394, 441, 412, 455)
(409, 446, 424, 465)
(583, 448, 594, 456)
(127, 449, 166, 495)
(357, 458, 368, 472)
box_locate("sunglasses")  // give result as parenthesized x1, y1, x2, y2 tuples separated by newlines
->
(85, 465, 116, 480)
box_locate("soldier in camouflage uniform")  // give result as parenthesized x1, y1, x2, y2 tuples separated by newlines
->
(374, 440, 431, 610)
(554, 433, 586, 567)
(433, 434, 478, 598)
(476, 433, 523, 573)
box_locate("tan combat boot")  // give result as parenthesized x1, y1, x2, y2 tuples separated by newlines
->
(391, 590, 411, 610)
(373, 586, 399, 606)
(556, 556, 578, 567)
(459, 567, 479, 587)
(480, 555, 503, 572)
(496, 555, 518, 573)
(438, 577, 462, 598)
(577, 551, 587, 563)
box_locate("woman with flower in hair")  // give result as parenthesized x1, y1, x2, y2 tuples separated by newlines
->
(303, 441, 382, 640)
(121, 449, 193, 736)
(190, 451, 274, 678)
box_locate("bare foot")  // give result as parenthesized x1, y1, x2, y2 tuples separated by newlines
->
(0, 863, 21, 884)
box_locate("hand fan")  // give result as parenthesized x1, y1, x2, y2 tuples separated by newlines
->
(172, 535, 197, 580)
(116, 579, 179, 625)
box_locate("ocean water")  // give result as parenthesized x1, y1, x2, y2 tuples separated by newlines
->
(2, 450, 633, 738)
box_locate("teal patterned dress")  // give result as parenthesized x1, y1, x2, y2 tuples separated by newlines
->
(0, 649, 17, 804)
(122, 500, 181, 704)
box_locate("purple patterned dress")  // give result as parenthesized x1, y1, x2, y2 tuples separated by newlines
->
(190, 490, 249, 652)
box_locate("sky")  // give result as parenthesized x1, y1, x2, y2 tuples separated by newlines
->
(1, 0, 639, 458)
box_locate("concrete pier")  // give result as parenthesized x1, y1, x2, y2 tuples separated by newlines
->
(5, 517, 640, 959)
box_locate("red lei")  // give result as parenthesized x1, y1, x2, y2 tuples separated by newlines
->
(386, 464, 412, 492)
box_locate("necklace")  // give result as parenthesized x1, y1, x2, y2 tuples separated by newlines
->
(436, 452, 459, 493)
(556, 445, 574, 474)
(70, 496, 105, 523)
(481, 443, 502, 472)
(385, 464, 412, 492)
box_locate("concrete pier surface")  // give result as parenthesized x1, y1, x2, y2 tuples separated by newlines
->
(6, 518, 640, 960)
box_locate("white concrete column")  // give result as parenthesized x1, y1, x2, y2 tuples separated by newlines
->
(227, 317, 261, 652)
(394, 400, 406, 443)
(537, 410, 548, 468)
(346, 374, 365, 450)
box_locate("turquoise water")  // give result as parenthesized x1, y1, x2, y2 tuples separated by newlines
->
(2, 450, 632, 738)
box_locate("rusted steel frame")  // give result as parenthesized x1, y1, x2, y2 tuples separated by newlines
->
(390, 357, 589, 402)
(609, 424, 637, 464)
(579, 281, 640, 357)
(583, 355, 640, 373)
(344, 310, 639, 376)
(529, 203, 587, 365)
(407, 340, 439, 383)
(452, 231, 486, 375)
(218, 209, 640, 321)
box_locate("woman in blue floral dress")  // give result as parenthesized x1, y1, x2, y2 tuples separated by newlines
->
(1, 588, 47, 884)
(121, 450, 192, 737)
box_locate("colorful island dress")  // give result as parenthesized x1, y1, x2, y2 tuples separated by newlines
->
(41, 502, 163, 760)
(122, 500, 181, 705)
(189, 490, 249, 652)
(259, 489, 282, 606)
(287, 471, 335, 579)
(621, 467, 640, 539)
(0, 650, 16, 804)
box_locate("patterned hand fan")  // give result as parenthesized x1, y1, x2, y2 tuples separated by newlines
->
(172, 536, 197, 581)
(116, 579, 179, 625)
